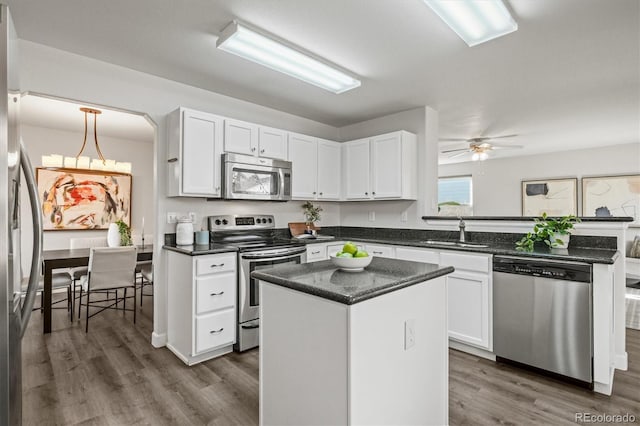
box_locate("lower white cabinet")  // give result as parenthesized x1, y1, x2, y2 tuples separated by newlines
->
(167, 251, 237, 365)
(440, 251, 492, 351)
(306, 245, 327, 263)
(395, 246, 439, 264)
(364, 243, 395, 258)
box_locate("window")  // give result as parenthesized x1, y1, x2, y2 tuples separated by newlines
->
(438, 175, 473, 216)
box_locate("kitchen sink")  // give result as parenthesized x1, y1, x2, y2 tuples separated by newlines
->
(420, 240, 489, 248)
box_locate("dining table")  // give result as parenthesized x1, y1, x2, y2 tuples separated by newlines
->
(41, 245, 153, 333)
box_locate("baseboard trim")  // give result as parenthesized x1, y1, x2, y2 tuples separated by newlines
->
(615, 352, 628, 371)
(151, 331, 167, 348)
(449, 339, 496, 361)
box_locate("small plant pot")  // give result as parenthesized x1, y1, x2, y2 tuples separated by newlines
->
(552, 233, 570, 249)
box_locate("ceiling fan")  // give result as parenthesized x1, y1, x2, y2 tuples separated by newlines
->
(440, 134, 523, 161)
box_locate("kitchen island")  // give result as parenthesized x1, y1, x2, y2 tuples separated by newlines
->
(252, 257, 454, 426)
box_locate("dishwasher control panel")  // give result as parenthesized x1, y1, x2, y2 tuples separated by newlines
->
(494, 256, 592, 283)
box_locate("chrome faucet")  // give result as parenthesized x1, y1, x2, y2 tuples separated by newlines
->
(458, 217, 466, 242)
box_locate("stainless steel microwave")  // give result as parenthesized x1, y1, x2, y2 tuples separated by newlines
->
(222, 153, 292, 201)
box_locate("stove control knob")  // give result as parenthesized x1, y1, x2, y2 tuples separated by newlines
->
(222, 219, 228, 225)
(268, 218, 273, 223)
(259, 218, 265, 223)
(215, 219, 221, 225)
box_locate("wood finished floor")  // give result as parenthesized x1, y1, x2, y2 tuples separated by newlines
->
(23, 294, 640, 425)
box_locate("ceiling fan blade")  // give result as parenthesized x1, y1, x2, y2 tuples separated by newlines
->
(441, 148, 471, 154)
(439, 137, 469, 142)
(490, 144, 524, 150)
(447, 151, 472, 159)
(483, 134, 518, 140)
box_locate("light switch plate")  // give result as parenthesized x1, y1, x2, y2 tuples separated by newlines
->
(368, 211, 375, 221)
(404, 319, 415, 350)
(167, 212, 178, 224)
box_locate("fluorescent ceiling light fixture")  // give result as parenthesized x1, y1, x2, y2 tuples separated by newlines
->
(216, 21, 361, 94)
(423, 0, 517, 47)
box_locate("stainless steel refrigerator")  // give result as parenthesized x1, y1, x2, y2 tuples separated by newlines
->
(1, 5, 42, 425)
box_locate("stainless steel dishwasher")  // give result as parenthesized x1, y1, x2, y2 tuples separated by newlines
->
(493, 256, 593, 385)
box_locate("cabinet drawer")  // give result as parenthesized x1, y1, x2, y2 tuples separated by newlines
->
(195, 254, 236, 276)
(306, 245, 327, 263)
(196, 274, 236, 314)
(395, 247, 439, 264)
(365, 244, 395, 258)
(440, 251, 490, 273)
(195, 309, 235, 354)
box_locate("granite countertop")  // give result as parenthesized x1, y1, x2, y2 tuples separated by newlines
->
(295, 236, 619, 264)
(163, 243, 239, 256)
(251, 257, 454, 305)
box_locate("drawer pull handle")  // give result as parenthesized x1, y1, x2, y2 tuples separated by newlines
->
(312, 250, 321, 254)
(210, 328, 224, 334)
(210, 291, 224, 296)
(373, 251, 383, 254)
(210, 263, 224, 268)
(167, 158, 178, 163)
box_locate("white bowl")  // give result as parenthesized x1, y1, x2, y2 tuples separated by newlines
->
(329, 254, 373, 272)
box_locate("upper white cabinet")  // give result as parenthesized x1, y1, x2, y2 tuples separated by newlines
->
(343, 138, 371, 200)
(166, 108, 224, 198)
(224, 119, 287, 160)
(224, 118, 258, 156)
(288, 134, 342, 201)
(343, 131, 417, 201)
(258, 126, 288, 159)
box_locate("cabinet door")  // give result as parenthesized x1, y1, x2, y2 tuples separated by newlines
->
(343, 139, 371, 200)
(371, 132, 402, 198)
(446, 271, 490, 349)
(317, 139, 341, 200)
(288, 133, 318, 199)
(259, 126, 288, 159)
(182, 110, 223, 196)
(224, 118, 258, 156)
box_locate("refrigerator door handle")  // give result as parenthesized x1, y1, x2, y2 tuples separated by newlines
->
(18, 142, 43, 338)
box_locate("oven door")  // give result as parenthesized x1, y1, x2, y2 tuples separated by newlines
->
(239, 248, 306, 324)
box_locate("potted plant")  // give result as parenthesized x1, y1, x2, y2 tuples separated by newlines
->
(301, 201, 322, 234)
(116, 219, 133, 246)
(516, 213, 580, 251)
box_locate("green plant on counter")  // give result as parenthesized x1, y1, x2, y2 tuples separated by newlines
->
(301, 201, 322, 225)
(515, 213, 580, 251)
(116, 220, 133, 246)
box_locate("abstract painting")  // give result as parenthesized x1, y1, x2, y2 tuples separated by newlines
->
(521, 178, 577, 216)
(582, 174, 640, 223)
(36, 168, 132, 230)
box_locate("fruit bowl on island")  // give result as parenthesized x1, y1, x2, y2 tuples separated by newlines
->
(330, 242, 372, 272)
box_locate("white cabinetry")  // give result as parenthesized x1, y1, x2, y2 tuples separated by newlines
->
(166, 108, 224, 197)
(224, 118, 258, 156)
(364, 243, 395, 258)
(224, 118, 287, 159)
(167, 251, 237, 365)
(288, 134, 341, 200)
(395, 246, 440, 264)
(440, 251, 492, 351)
(343, 131, 417, 200)
(306, 244, 327, 263)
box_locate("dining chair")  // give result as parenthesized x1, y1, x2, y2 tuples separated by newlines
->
(69, 237, 107, 320)
(78, 246, 138, 332)
(136, 261, 153, 307)
(21, 272, 73, 319)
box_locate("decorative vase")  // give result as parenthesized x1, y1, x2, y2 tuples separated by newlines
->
(107, 223, 121, 247)
(552, 232, 570, 249)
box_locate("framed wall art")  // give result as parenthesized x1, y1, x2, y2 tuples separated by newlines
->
(521, 177, 578, 216)
(36, 167, 132, 230)
(582, 174, 640, 222)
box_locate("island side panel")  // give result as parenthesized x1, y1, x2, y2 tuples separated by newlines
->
(259, 282, 349, 426)
(348, 276, 448, 425)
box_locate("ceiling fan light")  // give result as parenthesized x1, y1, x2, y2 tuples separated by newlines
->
(216, 21, 361, 94)
(423, 0, 517, 46)
(479, 152, 489, 161)
(471, 152, 480, 161)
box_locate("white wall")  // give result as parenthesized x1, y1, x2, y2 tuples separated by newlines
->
(19, 124, 154, 271)
(18, 40, 341, 343)
(439, 142, 640, 216)
(337, 106, 439, 228)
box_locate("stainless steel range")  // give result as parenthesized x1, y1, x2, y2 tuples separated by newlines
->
(208, 214, 306, 352)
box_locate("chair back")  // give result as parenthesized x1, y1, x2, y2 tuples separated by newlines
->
(87, 247, 137, 291)
(70, 237, 108, 249)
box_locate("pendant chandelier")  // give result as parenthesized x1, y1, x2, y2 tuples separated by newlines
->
(41, 107, 132, 174)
